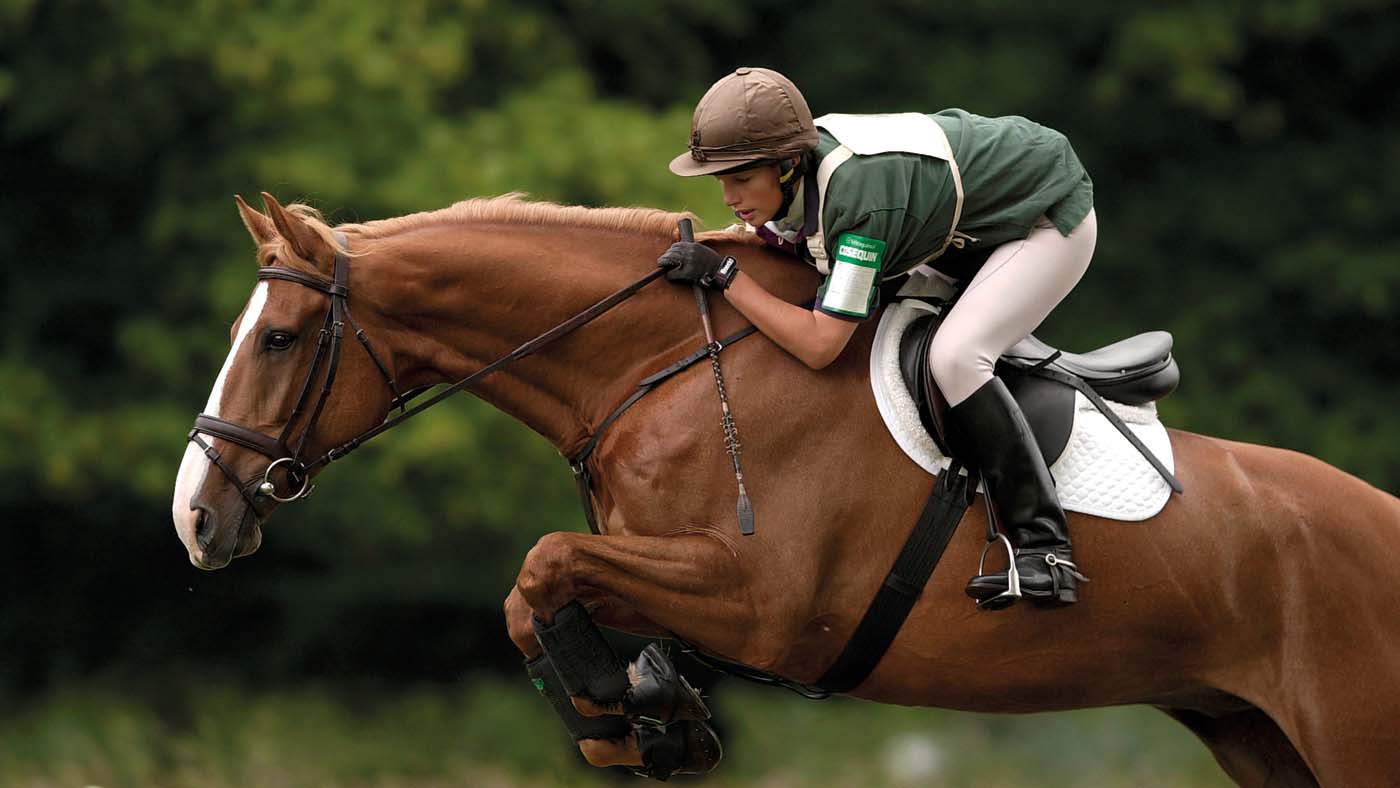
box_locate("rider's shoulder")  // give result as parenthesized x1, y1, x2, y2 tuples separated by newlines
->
(940, 108, 1072, 146)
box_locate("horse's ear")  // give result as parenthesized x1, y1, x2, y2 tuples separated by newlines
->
(235, 194, 278, 249)
(261, 191, 332, 269)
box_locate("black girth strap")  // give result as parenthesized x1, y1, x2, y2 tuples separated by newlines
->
(676, 462, 977, 699)
(815, 463, 976, 693)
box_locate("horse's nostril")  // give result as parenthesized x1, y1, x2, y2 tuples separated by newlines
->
(193, 507, 213, 551)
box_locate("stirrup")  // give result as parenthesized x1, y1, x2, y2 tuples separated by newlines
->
(974, 533, 1022, 610)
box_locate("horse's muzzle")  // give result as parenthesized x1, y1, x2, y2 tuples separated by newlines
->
(189, 506, 262, 570)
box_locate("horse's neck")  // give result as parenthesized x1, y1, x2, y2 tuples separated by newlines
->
(356, 223, 697, 453)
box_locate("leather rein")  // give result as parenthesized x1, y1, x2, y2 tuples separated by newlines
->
(188, 235, 665, 514)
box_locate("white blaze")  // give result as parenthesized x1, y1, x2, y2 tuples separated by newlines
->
(172, 283, 269, 552)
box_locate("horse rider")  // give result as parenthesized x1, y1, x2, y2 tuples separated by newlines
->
(659, 67, 1097, 609)
(522, 67, 1098, 782)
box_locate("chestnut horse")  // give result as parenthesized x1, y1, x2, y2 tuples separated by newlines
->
(173, 192, 1400, 786)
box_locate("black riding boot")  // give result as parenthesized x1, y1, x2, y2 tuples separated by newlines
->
(948, 377, 1085, 609)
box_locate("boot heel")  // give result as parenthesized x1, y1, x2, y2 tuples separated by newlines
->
(1032, 587, 1077, 606)
(1036, 552, 1081, 606)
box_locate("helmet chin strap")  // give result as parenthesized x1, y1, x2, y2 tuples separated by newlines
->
(772, 156, 807, 223)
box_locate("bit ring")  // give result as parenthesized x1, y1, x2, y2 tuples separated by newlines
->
(258, 457, 312, 502)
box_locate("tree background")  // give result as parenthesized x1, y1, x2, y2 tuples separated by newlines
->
(1, 1, 1396, 785)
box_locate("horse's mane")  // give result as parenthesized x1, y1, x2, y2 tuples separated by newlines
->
(259, 193, 754, 277)
(340, 193, 698, 240)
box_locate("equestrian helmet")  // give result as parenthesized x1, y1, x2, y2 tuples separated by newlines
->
(669, 67, 818, 177)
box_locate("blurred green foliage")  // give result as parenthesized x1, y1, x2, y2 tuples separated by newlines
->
(0, 678, 1229, 787)
(2, 0, 1398, 781)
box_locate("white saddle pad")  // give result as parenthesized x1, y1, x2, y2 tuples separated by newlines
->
(870, 300, 1175, 521)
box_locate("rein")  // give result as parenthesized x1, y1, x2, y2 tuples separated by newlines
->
(188, 235, 666, 510)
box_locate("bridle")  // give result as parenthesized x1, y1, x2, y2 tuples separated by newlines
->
(187, 233, 666, 513)
(188, 235, 405, 508)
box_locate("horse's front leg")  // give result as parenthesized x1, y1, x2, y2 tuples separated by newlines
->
(505, 530, 749, 778)
(504, 586, 669, 660)
(517, 530, 754, 645)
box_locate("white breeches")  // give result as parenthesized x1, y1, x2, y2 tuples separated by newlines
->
(928, 209, 1097, 406)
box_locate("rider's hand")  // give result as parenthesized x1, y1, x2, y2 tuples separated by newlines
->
(657, 241, 724, 287)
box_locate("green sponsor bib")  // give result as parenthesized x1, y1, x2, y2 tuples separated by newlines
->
(820, 233, 886, 318)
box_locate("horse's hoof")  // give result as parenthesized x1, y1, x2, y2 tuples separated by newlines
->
(626, 643, 711, 725)
(634, 719, 723, 781)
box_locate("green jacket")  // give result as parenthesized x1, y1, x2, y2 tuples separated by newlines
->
(797, 109, 1094, 320)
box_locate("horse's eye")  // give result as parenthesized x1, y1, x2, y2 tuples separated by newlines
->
(266, 331, 296, 351)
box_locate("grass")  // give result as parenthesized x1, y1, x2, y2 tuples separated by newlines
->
(0, 675, 1231, 787)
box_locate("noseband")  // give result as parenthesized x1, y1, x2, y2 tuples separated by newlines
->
(188, 233, 667, 513)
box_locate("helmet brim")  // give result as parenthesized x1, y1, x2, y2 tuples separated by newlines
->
(668, 150, 770, 177)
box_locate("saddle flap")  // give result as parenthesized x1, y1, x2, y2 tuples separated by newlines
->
(898, 313, 949, 454)
(897, 312, 1072, 467)
(872, 300, 1177, 522)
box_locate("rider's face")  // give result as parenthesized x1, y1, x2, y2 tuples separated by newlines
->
(716, 164, 785, 228)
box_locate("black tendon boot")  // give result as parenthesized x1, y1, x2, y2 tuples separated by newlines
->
(949, 378, 1086, 608)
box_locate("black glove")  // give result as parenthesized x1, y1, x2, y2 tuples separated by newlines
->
(657, 242, 724, 287)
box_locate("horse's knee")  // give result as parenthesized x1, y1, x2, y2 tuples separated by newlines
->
(503, 587, 540, 657)
(516, 531, 579, 614)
